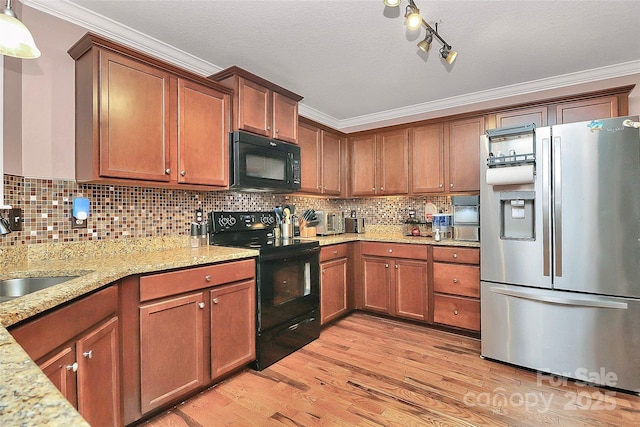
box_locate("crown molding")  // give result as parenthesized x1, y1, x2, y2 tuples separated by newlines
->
(24, 1, 639, 134)
(338, 60, 640, 133)
(24, 0, 222, 76)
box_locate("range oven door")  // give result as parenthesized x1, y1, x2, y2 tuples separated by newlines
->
(257, 245, 320, 332)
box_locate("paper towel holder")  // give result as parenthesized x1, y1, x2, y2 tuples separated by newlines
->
(72, 197, 89, 229)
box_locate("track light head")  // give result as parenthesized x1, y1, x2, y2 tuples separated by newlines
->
(405, 5, 422, 30)
(440, 45, 457, 64)
(384, 0, 401, 7)
(417, 31, 433, 52)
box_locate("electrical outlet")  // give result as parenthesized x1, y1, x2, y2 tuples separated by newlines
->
(71, 217, 87, 229)
(9, 208, 22, 231)
(195, 208, 203, 223)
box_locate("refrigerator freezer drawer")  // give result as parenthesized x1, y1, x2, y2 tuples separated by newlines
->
(481, 282, 640, 393)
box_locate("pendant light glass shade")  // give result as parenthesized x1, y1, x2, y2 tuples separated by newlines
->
(0, 1, 40, 59)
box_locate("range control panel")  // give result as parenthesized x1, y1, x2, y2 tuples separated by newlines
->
(209, 211, 276, 233)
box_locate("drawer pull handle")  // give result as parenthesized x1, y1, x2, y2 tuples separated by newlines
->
(453, 278, 459, 284)
(453, 253, 458, 259)
(83, 350, 93, 359)
(199, 302, 205, 309)
(205, 275, 211, 282)
(66, 362, 78, 372)
(453, 309, 459, 315)
(212, 298, 219, 304)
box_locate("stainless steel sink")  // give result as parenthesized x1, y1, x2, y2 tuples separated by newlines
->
(0, 276, 78, 302)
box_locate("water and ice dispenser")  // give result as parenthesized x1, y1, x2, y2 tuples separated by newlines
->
(484, 124, 537, 240)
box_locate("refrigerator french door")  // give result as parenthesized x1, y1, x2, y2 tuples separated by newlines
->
(480, 116, 640, 394)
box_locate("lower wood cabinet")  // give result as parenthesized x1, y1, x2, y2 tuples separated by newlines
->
(432, 246, 480, 331)
(320, 244, 350, 325)
(360, 242, 428, 322)
(10, 286, 121, 427)
(136, 259, 256, 417)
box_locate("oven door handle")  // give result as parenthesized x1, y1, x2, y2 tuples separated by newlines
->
(259, 245, 320, 261)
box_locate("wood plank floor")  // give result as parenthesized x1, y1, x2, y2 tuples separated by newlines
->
(142, 313, 640, 426)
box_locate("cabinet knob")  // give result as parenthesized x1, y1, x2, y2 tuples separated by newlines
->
(322, 269, 326, 274)
(450, 183, 454, 188)
(212, 298, 219, 304)
(180, 170, 186, 176)
(82, 350, 93, 359)
(267, 125, 271, 130)
(205, 275, 211, 282)
(385, 263, 389, 268)
(388, 249, 393, 253)
(453, 253, 458, 259)
(439, 184, 443, 188)
(198, 302, 205, 309)
(372, 188, 376, 191)
(453, 278, 459, 284)
(165, 168, 171, 175)
(275, 128, 279, 133)
(380, 187, 384, 191)
(332, 250, 338, 254)
(453, 309, 459, 315)
(66, 362, 79, 372)
(395, 264, 399, 269)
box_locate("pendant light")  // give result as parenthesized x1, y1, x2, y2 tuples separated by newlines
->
(0, 0, 41, 59)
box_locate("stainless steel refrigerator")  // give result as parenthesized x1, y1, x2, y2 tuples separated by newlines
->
(480, 116, 640, 394)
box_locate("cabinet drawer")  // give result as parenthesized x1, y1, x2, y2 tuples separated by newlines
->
(360, 241, 427, 260)
(433, 263, 480, 298)
(432, 246, 479, 264)
(320, 244, 349, 262)
(140, 259, 255, 302)
(433, 294, 480, 331)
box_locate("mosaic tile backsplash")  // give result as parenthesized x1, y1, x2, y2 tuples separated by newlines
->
(1, 174, 451, 247)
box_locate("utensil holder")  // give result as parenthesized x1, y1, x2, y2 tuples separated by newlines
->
(281, 222, 294, 239)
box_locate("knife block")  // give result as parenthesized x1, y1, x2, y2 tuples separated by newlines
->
(300, 226, 316, 237)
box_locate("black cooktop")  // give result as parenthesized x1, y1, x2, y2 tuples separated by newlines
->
(208, 211, 319, 254)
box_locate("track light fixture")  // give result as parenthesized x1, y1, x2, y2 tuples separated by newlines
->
(384, 0, 457, 65)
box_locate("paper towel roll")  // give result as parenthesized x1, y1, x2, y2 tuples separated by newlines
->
(486, 165, 534, 186)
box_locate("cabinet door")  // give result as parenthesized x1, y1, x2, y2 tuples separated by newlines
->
(410, 123, 445, 194)
(99, 50, 171, 182)
(448, 117, 484, 192)
(39, 346, 78, 409)
(321, 257, 348, 325)
(77, 316, 121, 427)
(555, 96, 618, 124)
(394, 259, 428, 322)
(321, 130, 342, 196)
(140, 292, 205, 414)
(210, 280, 256, 380)
(362, 256, 391, 314)
(350, 135, 377, 196)
(377, 129, 409, 195)
(237, 76, 271, 137)
(298, 121, 322, 193)
(495, 106, 547, 128)
(178, 79, 229, 187)
(272, 92, 298, 143)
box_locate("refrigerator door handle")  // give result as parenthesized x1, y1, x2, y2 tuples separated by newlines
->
(490, 287, 628, 309)
(542, 136, 550, 277)
(553, 136, 563, 277)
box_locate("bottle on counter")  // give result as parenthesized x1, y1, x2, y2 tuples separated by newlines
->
(190, 223, 201, 248)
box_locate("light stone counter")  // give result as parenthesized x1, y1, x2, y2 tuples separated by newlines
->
(0, 238, 257, 427)
(0, 231, 478, 426)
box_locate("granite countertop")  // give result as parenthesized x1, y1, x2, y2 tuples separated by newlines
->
(0, 231, 478, 426)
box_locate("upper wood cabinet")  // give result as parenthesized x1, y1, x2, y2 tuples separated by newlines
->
(494, 106, 548, 129)
(298, 120, 343, 196)
(350, 129, 409, 196)
(410, 123, 445, 194)
(68, 33, 231, 190)
(209, 66, 303, 144)
(446, 116, 484, 193)
(555, 96, 619, 124)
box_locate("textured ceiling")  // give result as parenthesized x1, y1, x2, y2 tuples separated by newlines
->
(30, 0, 640, 131)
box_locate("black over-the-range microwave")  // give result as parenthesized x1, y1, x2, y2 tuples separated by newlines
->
(229, 131, 301, 193)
